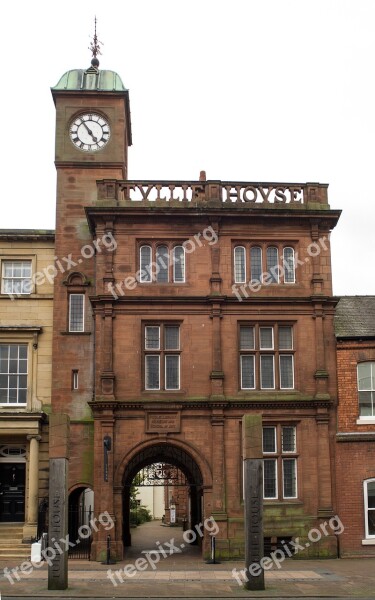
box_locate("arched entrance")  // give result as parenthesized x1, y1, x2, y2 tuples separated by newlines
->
(68, 486, 94, 558)
(122, 443, 203, 548)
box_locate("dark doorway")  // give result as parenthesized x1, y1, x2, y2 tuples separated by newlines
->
(122, 444, 203, 550)
(68, 487, 93, 559)
(0, 463, 26, 522)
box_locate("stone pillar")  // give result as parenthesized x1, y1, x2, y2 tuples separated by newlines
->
(316, 411, 333, 516)
(211, 409, 227, 515)
(91, 414, 123, 561)
(100, 304, 115, 398)
(23, 434, 41, 540)
(242, 414, 264, 591)
(48, 414, 70, 591)
(313, 302, 329, 398)
(210, 302, 224, 399)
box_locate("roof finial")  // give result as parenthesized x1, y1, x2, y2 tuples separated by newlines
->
(88, 16, 103, 68)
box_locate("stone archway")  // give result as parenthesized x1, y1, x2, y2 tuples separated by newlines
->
(122, 443, 204, 549)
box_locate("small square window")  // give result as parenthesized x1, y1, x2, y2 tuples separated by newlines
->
(278, 326, 293, 350)
(240, 326, 255, 350)
(282, 426, 296, 452)
(145, 326, 160, 350)
(263, 427, 276, 453)
(165, 326, 179, 350)
(260, 327, 274, 350)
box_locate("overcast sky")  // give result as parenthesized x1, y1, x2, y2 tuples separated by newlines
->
(2, 0, 374, 296)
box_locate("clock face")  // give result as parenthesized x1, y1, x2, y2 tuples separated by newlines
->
(69, 113, 110, 152)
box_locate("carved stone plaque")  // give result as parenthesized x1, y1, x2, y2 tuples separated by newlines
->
(146, 411, 180, 433)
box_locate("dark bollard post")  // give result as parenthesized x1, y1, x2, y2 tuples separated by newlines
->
(102, 534, 116, 565)
(205, 534, 221, 564)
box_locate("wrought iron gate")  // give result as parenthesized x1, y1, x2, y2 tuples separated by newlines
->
(68, 506, 92, 559)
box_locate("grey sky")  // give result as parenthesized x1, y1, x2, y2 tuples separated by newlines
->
(2, 0, 374, 295)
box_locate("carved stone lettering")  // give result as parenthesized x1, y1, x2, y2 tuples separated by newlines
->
(48, 459, 68, 590)
(117, 181, 305, 205)
(146, 412, 181, 433)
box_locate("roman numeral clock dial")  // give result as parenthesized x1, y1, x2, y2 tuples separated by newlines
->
(69, 112, 110, 152)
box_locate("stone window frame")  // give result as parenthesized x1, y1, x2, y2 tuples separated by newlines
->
(0, 256, 35, 296)
(142, 322, 181, 392)
(63, 272, 90, 335)
(0, 327, 41, 410)
(138, 242, 186, 284)
(362, 478, 375, 544)
(262, 424, 298, 501)
(238, 322, 295, 391)
(232, 242, 296, 285)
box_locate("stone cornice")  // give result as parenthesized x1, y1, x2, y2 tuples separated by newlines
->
(89, 397, 332, 413)
(90, 295, 338, 307)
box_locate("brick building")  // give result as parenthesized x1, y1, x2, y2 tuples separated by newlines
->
(335, 296, 375, 556)
(50, 57, 341, 561)
(0, 230, 54, 558)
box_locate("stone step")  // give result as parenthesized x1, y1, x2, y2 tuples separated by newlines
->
(0, 523, 31, 559)
(0, 531, 23, 540)
(0, 549, 30, 559)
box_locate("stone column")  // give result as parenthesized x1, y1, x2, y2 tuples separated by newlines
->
(316, 411, 333, 516)
(100, 304, 115, 398)
(27, 434, 41, 524)
(23, 434, 41, 541)
(313, 302, 329, 398)
(242, 414, 264, 591)
(211, 410, 226, 513)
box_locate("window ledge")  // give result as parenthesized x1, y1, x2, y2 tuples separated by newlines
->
(60, 331, 91, 336)
(264, 500, 303, 505)
(362, 539, 375, 545)
(357, 419, 375, 425)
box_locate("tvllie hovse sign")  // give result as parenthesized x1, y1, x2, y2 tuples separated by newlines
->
(116, 182, 305, 204)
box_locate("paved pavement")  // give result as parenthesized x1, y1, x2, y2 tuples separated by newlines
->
(1, 521, 375, 598)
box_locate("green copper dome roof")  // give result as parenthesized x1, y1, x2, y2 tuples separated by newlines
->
(52, 64, 127, 92)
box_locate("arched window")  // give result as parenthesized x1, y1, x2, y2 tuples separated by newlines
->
(283, 247, 295, 283)
(140, 245, 152, 282)
(250, 246, 262, 283)
(173, 246, 185, 283)
(266, 247, 279, 283)
(357, 362, 375, 417)
(156, 245, 169, 283)
(364, 479, 375, 538)
(234, 246, 246, 283)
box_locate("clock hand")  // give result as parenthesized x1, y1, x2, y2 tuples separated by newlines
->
(82, 121, 98, 143)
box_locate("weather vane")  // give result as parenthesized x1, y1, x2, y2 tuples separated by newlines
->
(88, 16, 103, 66)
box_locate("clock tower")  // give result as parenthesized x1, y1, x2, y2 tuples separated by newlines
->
(50, 53, 132, 559)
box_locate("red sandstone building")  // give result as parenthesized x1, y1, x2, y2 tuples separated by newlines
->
(50, 57, 342, 560)
(335, 296, 375, 557)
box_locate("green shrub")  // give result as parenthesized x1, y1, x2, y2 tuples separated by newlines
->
(130, 506, 152, 526)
